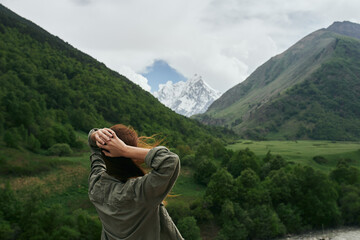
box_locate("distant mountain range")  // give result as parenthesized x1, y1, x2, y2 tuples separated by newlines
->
(153, 75, 221, 117)
(195, 21, 360, 140)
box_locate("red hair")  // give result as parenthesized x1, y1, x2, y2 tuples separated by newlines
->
(101, 124, 159, 182)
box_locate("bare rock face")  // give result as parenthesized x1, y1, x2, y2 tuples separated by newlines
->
(327, 21, 360, 40)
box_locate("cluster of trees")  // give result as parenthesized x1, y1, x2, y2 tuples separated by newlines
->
(0, 184, 101, 240)
(171, 141, 360, 239)
(0, 4, 234, 155)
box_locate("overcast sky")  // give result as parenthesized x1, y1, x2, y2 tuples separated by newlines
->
(1, 0, 360, 92)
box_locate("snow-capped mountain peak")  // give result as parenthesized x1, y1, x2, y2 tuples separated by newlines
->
(153, 75, 221, 117)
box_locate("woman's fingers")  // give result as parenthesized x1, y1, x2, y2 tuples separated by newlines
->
(96, 141, 113, 157)
(96, 129, 112, 144)
(102, 150, 113, 157)
(102, 128, 114, 138)
(97, 141, 111, 150)
(96, 141, 104, 148)
(95, 134, 105, 145)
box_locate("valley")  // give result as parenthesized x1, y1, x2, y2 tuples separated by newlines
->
(1, 3, 360, 240)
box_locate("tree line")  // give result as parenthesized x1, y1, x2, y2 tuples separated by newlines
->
(168, 140, 360, 239)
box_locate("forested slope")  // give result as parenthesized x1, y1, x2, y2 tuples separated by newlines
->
(242, 35, 360, 140)
(196, 21, 360, 140)
(0, 4, 231, 152)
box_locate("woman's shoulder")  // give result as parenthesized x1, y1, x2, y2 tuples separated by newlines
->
(108, 176, 146, 204)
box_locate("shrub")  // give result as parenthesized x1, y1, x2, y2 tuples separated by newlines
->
(177, 216, 201, 240)
(194, 158, 217, 185)
(248, 205, 286, 239)
(313, 155, 328, 164)
(166, 201, 191, 224)
(276, 203, 303, 233)
(26, 134, 41, 152)
(190, 198, 214, 223)
(48, 143, 73, 156)
(227, 148, 260, 178)
(216, 220, 248, 240)
(181, 154, 196, 167)
(3, 128, 20, 148)
(206, 168, 236, 212)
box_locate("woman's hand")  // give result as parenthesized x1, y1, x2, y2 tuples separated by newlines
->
(96, 133, 128, 158)
(92, 128, 114, 145)
(92, 127, 150, 161)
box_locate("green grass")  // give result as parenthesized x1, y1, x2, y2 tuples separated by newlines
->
(0, 130, 95, 211)
(0, 130, 204, 212)
(170, 166, 206, 203)
(227, 140, 360, 172)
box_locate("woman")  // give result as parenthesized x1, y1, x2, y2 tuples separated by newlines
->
(88, 125, 184, 240)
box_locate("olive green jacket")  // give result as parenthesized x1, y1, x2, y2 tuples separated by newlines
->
(88, 129, 183, 240)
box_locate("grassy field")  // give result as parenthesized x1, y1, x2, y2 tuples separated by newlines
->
(227, 140, 360, 172)
(2, 136, 360, 240)
(167, 166, 206, 204)
(0, 130, 203, 213)
(0, 131, 95, 216)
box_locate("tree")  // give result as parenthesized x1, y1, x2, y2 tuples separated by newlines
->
(190, 198, 214, 223)
(194, 158, 217, 185)
(291, 166, 341, 228)
(248, 205, 286, 239)
(166, 201, 191, 224)
(3, 128, 21, 148)
(276, 203, 303, 233)
(330, 159, 360, 185)
(217, 220, 247, 240)
(338, 187, 360, 225)
(264, 168, 293, 207)
(181, 154, 196, 167)
(26, 134, 41, 152)
(227, 148, 260, 178)
(176, 144, 192, 159)
(261, 152, 287, 178)
(217, 200, 250, 240)
(177, 217, 201, 240)
(235, 169, 271, 209)
(205, 168, 236, 212)
(195, 142, 213, 159)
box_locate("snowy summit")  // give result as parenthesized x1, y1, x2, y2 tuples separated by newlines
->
(153, 75, 221, 117)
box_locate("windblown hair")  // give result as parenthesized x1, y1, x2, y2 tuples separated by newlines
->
(101, 124, 159, 182)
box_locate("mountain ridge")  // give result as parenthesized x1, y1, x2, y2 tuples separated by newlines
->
(195, 21, 360, 140)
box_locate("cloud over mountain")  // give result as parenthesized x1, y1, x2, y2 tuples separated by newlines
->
(2, 0, 360, 92)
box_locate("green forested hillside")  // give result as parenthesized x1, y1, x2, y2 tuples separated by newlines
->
(0, 4, 232, 239)
(241, 35, 360, 140)
(2, 5, 360, 240)
(0, 4, 231, 152)
(195, 21, 360, 141)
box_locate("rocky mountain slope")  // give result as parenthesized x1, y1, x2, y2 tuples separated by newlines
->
(195, 21, 360, 140)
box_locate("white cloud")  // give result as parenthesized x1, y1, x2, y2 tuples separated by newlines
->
(1, 0, 360, 91)
(117, 66, 151, 92)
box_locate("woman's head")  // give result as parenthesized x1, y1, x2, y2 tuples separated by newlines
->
(102, 124, 145, 182)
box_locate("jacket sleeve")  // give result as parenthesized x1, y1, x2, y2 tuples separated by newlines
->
(88, 128, 106, 191)
(132, 146, 180, 206)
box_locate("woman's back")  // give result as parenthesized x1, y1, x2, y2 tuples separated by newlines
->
(88, 128, 183, 240)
